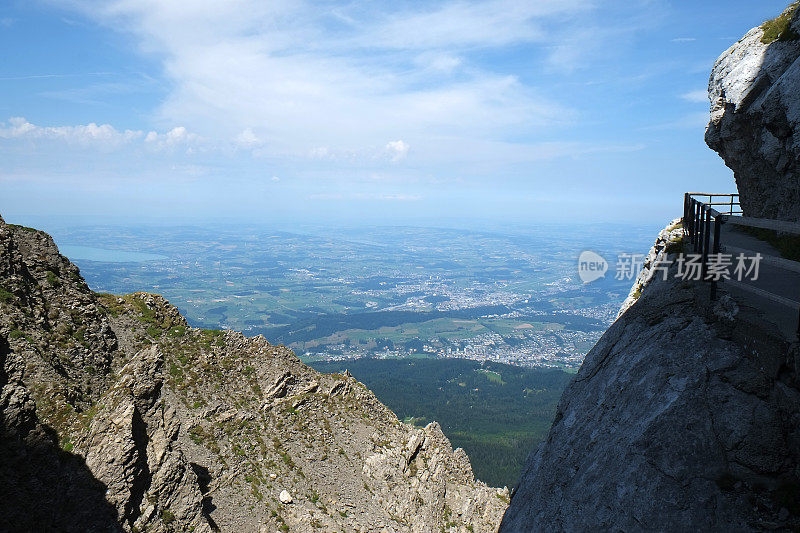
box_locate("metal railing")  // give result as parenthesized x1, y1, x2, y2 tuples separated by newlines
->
(683, 192, 800, 338)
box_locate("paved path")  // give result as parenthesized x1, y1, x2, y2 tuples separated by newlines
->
(715, 224, 800, 340)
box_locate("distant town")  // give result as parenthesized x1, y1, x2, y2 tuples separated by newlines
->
(55, 224, 653, 371)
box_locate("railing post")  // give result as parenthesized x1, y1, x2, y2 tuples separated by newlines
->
(699, 203, 706, 254)
(687, 197, 693, 241)
(711, 215, 722, 300)
(683, 193, 688, 234)
(702, 206, 711, 281)
(696, 200, 702, 251)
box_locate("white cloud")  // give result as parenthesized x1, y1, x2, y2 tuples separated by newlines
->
(271, 176, 280, 182)
(680, 90, 709, 103)
(349, 0, 587, 50)
(0, 117, 197, 150)
(385, 140, 410, 162)
(143, 126, 199, 149)
(53, 0, 593, 164)
(0, 117, 143, 147)
(671, 37, 696, 43)
(235, 128, 261, 147)
(413, 52, 463, 73)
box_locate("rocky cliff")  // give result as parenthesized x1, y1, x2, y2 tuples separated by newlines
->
(501, 7, 800, 530)
(500, 222, 800, 531)
(706, 2, 800, 222)
(0, 214, 507, 532)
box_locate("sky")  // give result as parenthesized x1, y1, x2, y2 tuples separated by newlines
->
(0, 0, 792, 228)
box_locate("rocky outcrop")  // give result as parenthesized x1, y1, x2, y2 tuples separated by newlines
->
(706, 2, 800, 221)
(500, 223, 800, 531)
(616, 218, 682, 317)
(0, 217, 506, 532)
(80, 345, 211, 532)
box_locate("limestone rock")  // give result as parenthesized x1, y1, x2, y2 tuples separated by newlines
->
(501, 222, 800, 531)
(706, 4, 800, 221)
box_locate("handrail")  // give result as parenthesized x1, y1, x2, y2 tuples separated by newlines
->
(682, 192, 800, 339)
(724, 216, 800, 235)
(686, 192, 739, 196)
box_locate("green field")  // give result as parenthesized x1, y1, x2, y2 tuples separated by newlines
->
(310, 358, 572, 488)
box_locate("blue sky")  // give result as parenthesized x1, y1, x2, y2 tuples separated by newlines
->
(0, 1, 791, 227)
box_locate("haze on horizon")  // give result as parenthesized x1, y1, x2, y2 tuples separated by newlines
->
(0, 1, 791, 227)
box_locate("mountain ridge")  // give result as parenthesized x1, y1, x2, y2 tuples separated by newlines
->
(0, 214, 507, 532)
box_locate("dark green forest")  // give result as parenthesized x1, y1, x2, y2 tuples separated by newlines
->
(309, 358, 572, 488)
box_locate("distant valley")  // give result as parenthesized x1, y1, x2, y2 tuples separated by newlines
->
(44, 223, 658, 370)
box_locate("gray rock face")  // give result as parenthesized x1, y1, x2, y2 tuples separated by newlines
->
(706, 5, 800, 221)
(0, 217, 506, 532)
(500, 224, 800, 531)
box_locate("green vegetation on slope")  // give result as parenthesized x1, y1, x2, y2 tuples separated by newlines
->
(741, 226, 800, 262)
(761, 2, 800, 44)
(310, 358, 571, 488)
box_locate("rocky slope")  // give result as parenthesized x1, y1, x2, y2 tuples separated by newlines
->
(500, 222, 800, 531)
(0, 214, 507, 532)
(706, 2, 800, 221)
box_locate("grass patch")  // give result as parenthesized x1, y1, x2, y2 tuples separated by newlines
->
(200, 329, 226, 348)
(130, 296, 157, 324)
(476, 369, 506, 386)
(169, 363, 184, 383)
(741, 226, 800, 261)
(761, 2, 800, 44)
(95, 293, 123, 317)
(0, 287, 13, 303)
(46, 271, 60, 286)
(8, 224, 39, 233)
(160, 509, 176, 525)
(281, 452, 295, 468)
(168, 325, 187, 337)
(665, 234, 685, 255)
(188, 424, 220, 453)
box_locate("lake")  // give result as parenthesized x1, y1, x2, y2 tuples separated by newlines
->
(59, 245, 167, 263)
